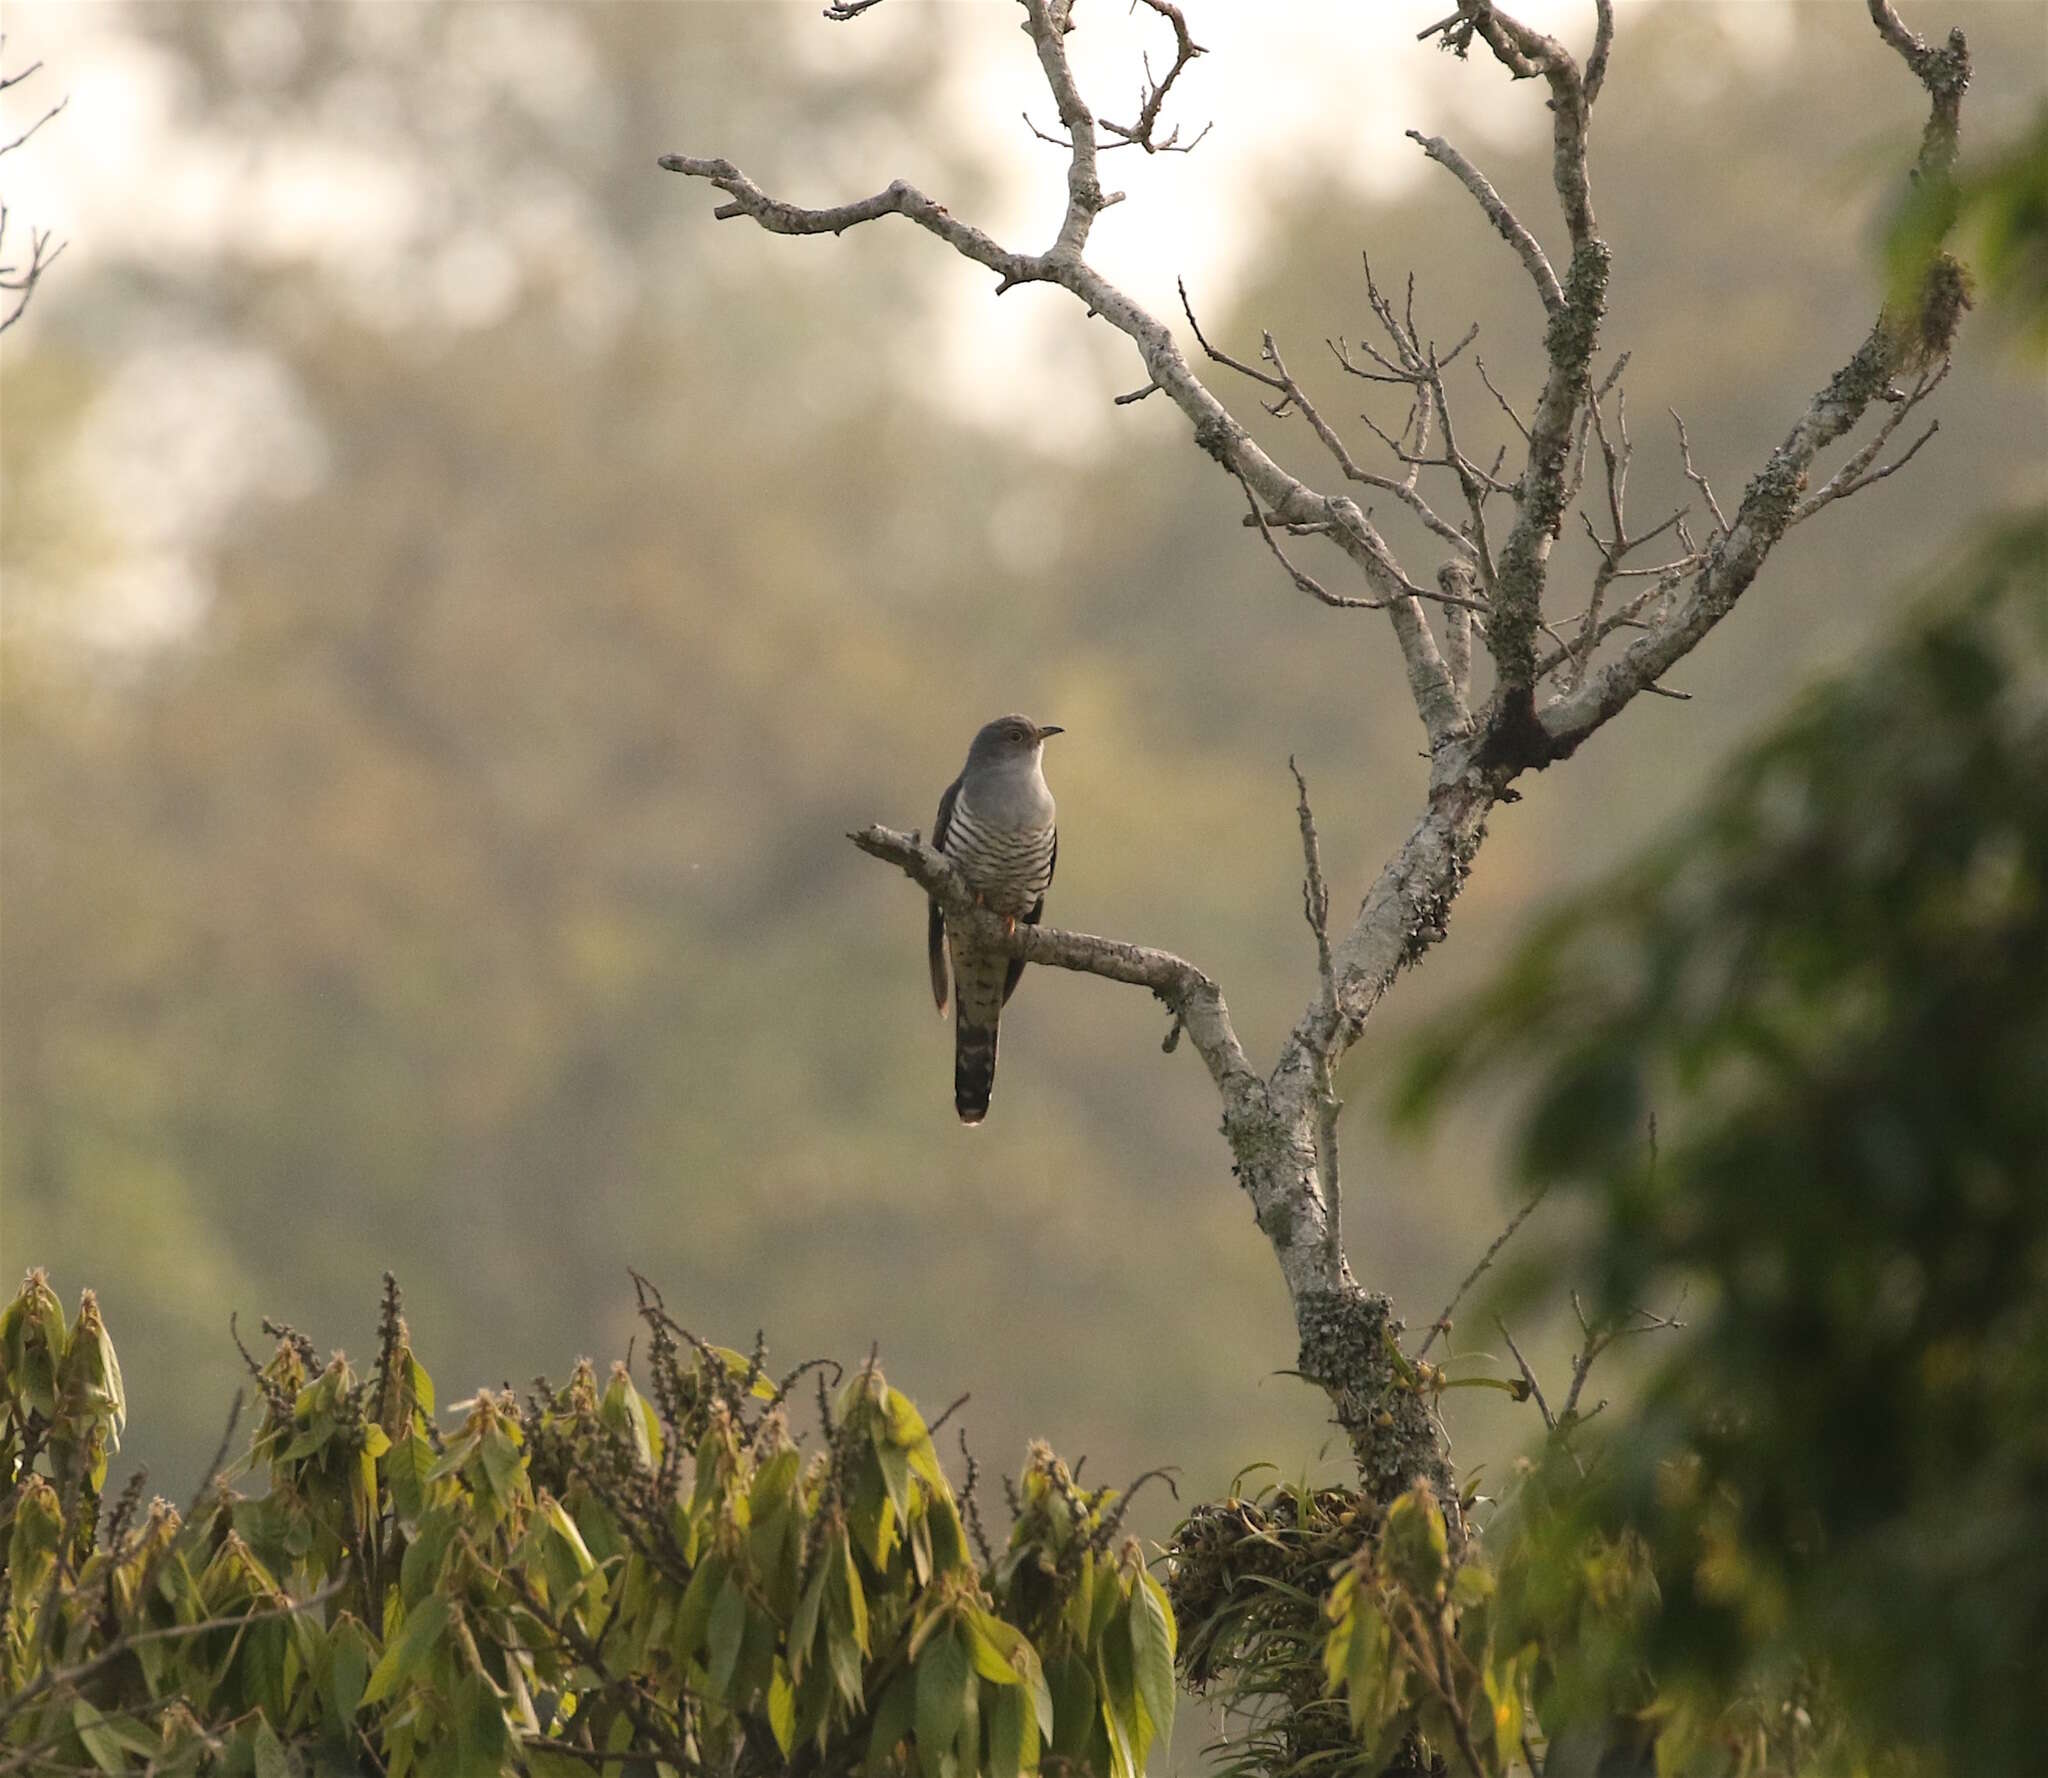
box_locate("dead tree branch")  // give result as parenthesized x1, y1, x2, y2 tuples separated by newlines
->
(1405, 131, 1564, 316)
(1792, 361, 1949, 523)
(1291, 759, 1343, 1268)
(849, 822, 1263, 1110)
(668, 0, 1971, 1531)
(1416, 1184, 1551, 1361)
(1098, 0, 1212, 154)
(0, 50, 65, 335)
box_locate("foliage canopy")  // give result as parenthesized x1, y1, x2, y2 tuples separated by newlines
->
(1402, 514, 2048, 1775)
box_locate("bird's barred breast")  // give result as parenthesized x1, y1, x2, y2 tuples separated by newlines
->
(942, 798, 1055, 913)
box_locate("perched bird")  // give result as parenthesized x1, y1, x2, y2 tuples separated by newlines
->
(928, 715, 1062, 1123)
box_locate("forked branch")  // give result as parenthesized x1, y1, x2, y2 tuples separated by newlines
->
(670, 0, 1971, 1524)
(0, 50, 65, 335)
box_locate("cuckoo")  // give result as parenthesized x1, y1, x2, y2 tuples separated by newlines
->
(928, 715, 1062, 1123)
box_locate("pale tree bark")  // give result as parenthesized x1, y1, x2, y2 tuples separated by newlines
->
(663, 0, 1971, 1537)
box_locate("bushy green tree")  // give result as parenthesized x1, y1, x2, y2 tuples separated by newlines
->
(1397, 514, 2047, 1774)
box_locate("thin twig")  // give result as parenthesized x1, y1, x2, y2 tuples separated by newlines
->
(1793, 361, 1949, 522)
(1670, 408, 1728, 535)
(1263, 329, 1479, 564)
(1180, 277, 1285, 391)
(1237, 472, 1381, 610)
(1417, 1183, 1551, 1360)
(1099, 0, 1212, 154)
(1474, 355, 1530, 441)
(1291, 756, 1344, 1263)
(926, 1392, 971, 1437)
(1494, 1320, 1554, 1432)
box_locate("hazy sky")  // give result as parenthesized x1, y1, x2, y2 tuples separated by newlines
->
(1, 1, 1804, 421)
(0, 0, 1841, 645)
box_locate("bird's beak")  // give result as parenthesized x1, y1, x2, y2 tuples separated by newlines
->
(1036, 724, 1064, 739)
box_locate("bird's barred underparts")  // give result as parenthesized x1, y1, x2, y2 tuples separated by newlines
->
(927, 714, 1062, 1125)
(940, 798, 1056, 910)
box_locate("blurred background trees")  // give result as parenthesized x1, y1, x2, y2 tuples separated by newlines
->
(1, 0, 2042, 1614)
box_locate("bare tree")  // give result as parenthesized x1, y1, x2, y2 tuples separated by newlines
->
(0, 42, 65, 335)
(661, 0, 1970, 1537)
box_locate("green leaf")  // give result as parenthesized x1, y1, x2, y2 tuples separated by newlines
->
(851, 1455, 897, 1571)
(543, 1493, 597, 1576)
(478, 1423, 526, 1504)
(736, 1601, 778, 1709)
(454, 1670, 510, 1771)
(280, 1417, 337, 1464)
(602, 1370, 659, 1472)
(750, 1500, 795, 1610)
(882, 1387, 930, 1448)
(251, 1718, 292, 1778)
(705, 1574, 748, 1700)
(830, 1614, 868, 1711)
(841, 1532, 872, 1655)
(973, 1616, 1048, 1734)
(384, 1431, 436, 1524)
(916, 1625, 973, 1778)
(673, 1551, 729, 1662)
(399, 1512, 455, 1606)
(1323, 1568, 1357, 1692)
(71, 1701, 128, 1777)
(794, 1645, 837, 1752)
(987, 1679, 1040, 1778)
(874, 1433, 913, 1525)
(361, 1593, 451, 1707)
(1484, 1647, 1527, 1761)
(1382, 1487, 1450, 1601)
(954, 1661, 982, 1778)
(1451, 1563, 1496, 1610)
(711, 1344, 778, 1400)
(1086, 1557, 1121, 1649)
(1128, 1569, 1176, 1757)
(1096, 1610, 1140, 1778)
(927, 1490, 970, 1575)
(768, 1659, 797, 1756)
(423, 1430, 479, 1485)
(1046, 1647, 1096, 1762)
(789, 1550, 832, 1678)
(355, 1441, 380, 1532)
(961, 1609, 1022, 1686)
(867, 1671, 917, 1777)
(749, 1446, 802, 1517)
(81, 1309, 127, 1445)
(327, 1613, 371, 1724)
(1345, 1600, 1395, 1738)
(1064, 1552, 1096, 1646)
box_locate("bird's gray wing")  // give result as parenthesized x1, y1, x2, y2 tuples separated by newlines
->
(928, 774, 961, 1014)
(1001, 824, 1053, 1007)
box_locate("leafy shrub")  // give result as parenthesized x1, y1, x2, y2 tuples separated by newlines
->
(1, 1272, 1176, 1778)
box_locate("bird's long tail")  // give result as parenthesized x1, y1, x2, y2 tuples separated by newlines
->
(954, 1014, 999, 1124)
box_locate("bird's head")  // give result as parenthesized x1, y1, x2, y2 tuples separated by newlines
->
(967, 714, 1063, 770)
